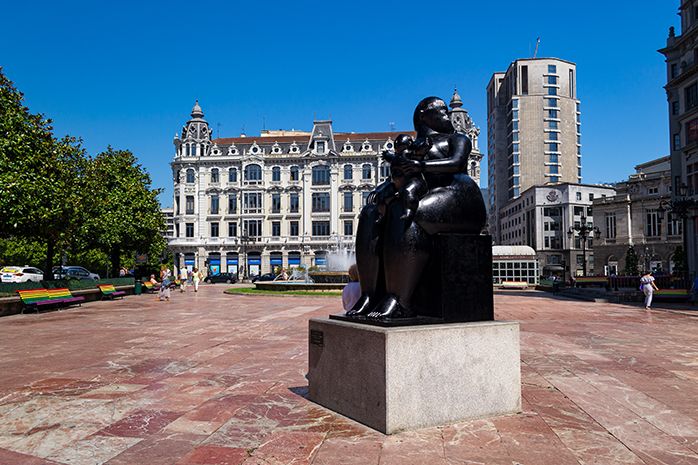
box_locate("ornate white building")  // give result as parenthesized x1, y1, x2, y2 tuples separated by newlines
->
(168, 92, 482, 277)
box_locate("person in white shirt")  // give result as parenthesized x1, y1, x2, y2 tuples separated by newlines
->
(342, 264, 362, 311)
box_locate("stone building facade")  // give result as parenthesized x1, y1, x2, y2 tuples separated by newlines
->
(487, 58, 581, 242)
(167, 93, 482, 276)
(660, 1, 698, 278)
(498, 183, 616, 278)
(592, 157, 683, 275)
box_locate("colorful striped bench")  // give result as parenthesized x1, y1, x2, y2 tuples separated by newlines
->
(46, 288, 85, 306)
(98, 284, 126, 300)
(17, 289, 67, 313)
(142, 281, 156, 293)
(574, 277, 609, 288)
(654, 289, 690, 300)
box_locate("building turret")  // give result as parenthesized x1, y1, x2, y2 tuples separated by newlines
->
(177, 100, 212, 158)
(448, 88, 482, 185)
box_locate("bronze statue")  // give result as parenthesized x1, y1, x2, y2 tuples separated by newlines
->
(344, 96, 487, 322)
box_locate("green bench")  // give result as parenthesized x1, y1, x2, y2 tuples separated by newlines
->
(654, 289, 690, 300)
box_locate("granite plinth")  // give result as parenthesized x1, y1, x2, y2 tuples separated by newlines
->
(308, 317, 521, 434)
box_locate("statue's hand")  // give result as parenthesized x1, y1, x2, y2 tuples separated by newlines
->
(381, 149, 396, 162)
(391, 155, 423, 176)
(413, 136, 432, 157)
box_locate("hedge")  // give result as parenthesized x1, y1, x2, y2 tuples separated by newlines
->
(0, 277, 135, 297)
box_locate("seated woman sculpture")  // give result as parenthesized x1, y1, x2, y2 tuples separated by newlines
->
(346, 96, 486, 320)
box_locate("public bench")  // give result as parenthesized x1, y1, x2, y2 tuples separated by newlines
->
(574, 277, 609, 288)
(499, 281, 529, 289)
(654, 289, 691, 301)
(17, 288, 81, 314)
(46, 288, 85, 306)
(142, 281, 156, 293)
(98, 284, 126, 300)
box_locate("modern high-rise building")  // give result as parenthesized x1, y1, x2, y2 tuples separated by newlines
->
(660, 1, 698, 278)
(487, 58, 581, 242)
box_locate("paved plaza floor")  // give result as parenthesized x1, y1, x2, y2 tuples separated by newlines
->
(0, 286, 697, 465)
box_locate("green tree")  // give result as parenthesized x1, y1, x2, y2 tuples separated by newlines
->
(80, 147, 166, 276)
(0, 68, 86, 279)
(624, 246, 639, 276)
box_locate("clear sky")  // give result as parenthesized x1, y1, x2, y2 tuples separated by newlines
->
(0, 0, 679, 207)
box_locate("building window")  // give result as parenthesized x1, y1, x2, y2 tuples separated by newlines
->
(211, 168, 219, 183)
(228, 193, 237, 214)
(645, 210, 661, 237)
(512, 110, 519, 120)
(569, 70, 574, 98)
(674, 133, 682, 150)
(686, 82, 698, 110)
(362, 191, 370, 205)
(548, 109, 558, 118)
(243, 219, 262, 238)
(228, 222, 237, 237)
(186, 169, 195, 183)
(211, 222, 219, 237)
(549, 165, 559, 174)
(186, 196, 195, 214)
(686, 118, 698, 145)
(668, 214, 683, 236)
(575, 192, 582, 201)
(316, 141, 326, 154)
(271, 193, 281, 213)
(228, 168, 238, 182)
(290, 165, 300, 181)
(549, 154, 559, 163)
(548, 64, 557, 73)
(343, 164, 353, 180)
(588, 193, 594, 201)
(547, 87, 557, 96)
(362, 163, 372, 180)
(186, 223, 194, 237)
(672, 101, 680, 115)
(521, 65, 528, 95)
(210, 195, 219, 214)
(343, 191, 353, 211)
(244, 164, 262, 182)
(547, 143, 559, 152)
(604, 213, 616, 239)
(289, 220, 299, 237)
(547, 75, 557, 85)
(289, 192, 299, 213)
(312, 165, 330, 185)
(272, 166, 281, 182)
(271, 221, 281, 237)
(344, 220, 353, 236)
(547, 132, 558, 141)
(312, 192, 330, 212)
(312, 221, 330, 237)
(671, 63, 678, 79)
(380, 163, 390, 179)
(243, 192, 262, 213)
(548, 121, 558, 129)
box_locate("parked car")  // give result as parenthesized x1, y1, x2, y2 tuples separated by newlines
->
(52, 266, 100, 281)
(0, 266, 44, 283)
(251, 273, 276, 283)
(204, 272, 238, 284)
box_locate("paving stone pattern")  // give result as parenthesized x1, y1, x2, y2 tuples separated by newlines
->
(0, 286, 697, 464)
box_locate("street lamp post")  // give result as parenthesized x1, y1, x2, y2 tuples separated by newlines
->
(240, 226, 250, 281)
(567, 215, 600, 277)
(657, 183, 696, 280)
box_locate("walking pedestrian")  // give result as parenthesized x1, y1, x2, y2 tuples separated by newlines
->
(180, 267, 188, 292)
(193, 267, 202, 292)
(640, 271, 659, 310)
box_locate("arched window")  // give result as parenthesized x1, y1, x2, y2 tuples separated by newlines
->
(290, 165, 300, 181)
(228, 168, 238, 182)
(186, 169, 195, 183)
(211, 168, 219, 183)
(362, 164, 372, 180)
(174, 169, 181, 183)
(312, 165, 330, 185)
(272, 166, 281, 182)
(244, 164, 262, 182)
(380, 163, 390, 179)
(343, 164, 353, 180)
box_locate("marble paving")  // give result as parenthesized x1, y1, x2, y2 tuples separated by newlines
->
(0, 285, 697, 464)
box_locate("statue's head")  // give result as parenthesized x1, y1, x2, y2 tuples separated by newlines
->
(394, 134, 413, 153)
(413, 97, 454, 134)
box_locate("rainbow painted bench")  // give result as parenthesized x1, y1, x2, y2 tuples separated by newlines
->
(17, 288, 82, 314)
(654, 289, 690, 300)
(46, 288, 85, 306)
(98, 284, 126, 300)
(142, 281, 156, 293)
(574, 277, 609, 288)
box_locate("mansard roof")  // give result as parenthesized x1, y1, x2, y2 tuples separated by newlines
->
(212, 131, 414, 146)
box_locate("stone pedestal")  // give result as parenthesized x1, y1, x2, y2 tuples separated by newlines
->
(308, 318, 521, 434)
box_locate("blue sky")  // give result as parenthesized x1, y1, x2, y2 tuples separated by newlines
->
(0, 1, 679, 206)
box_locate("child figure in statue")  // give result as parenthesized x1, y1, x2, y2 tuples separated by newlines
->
(377, 134, 429, 222)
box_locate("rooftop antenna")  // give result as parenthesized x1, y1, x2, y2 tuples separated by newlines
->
(262, 116, 266, 131)
(216, 122, 221, 139)
(533, 36, 541, 58)
(389, 122, 396, 131)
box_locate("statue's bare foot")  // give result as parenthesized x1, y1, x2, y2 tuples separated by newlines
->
(346, 294, 372, 316)
(367, 295, 412, 319)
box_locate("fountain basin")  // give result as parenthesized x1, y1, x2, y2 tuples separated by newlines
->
(255, 281, 346, 291)
(308, 272, 349, 284)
